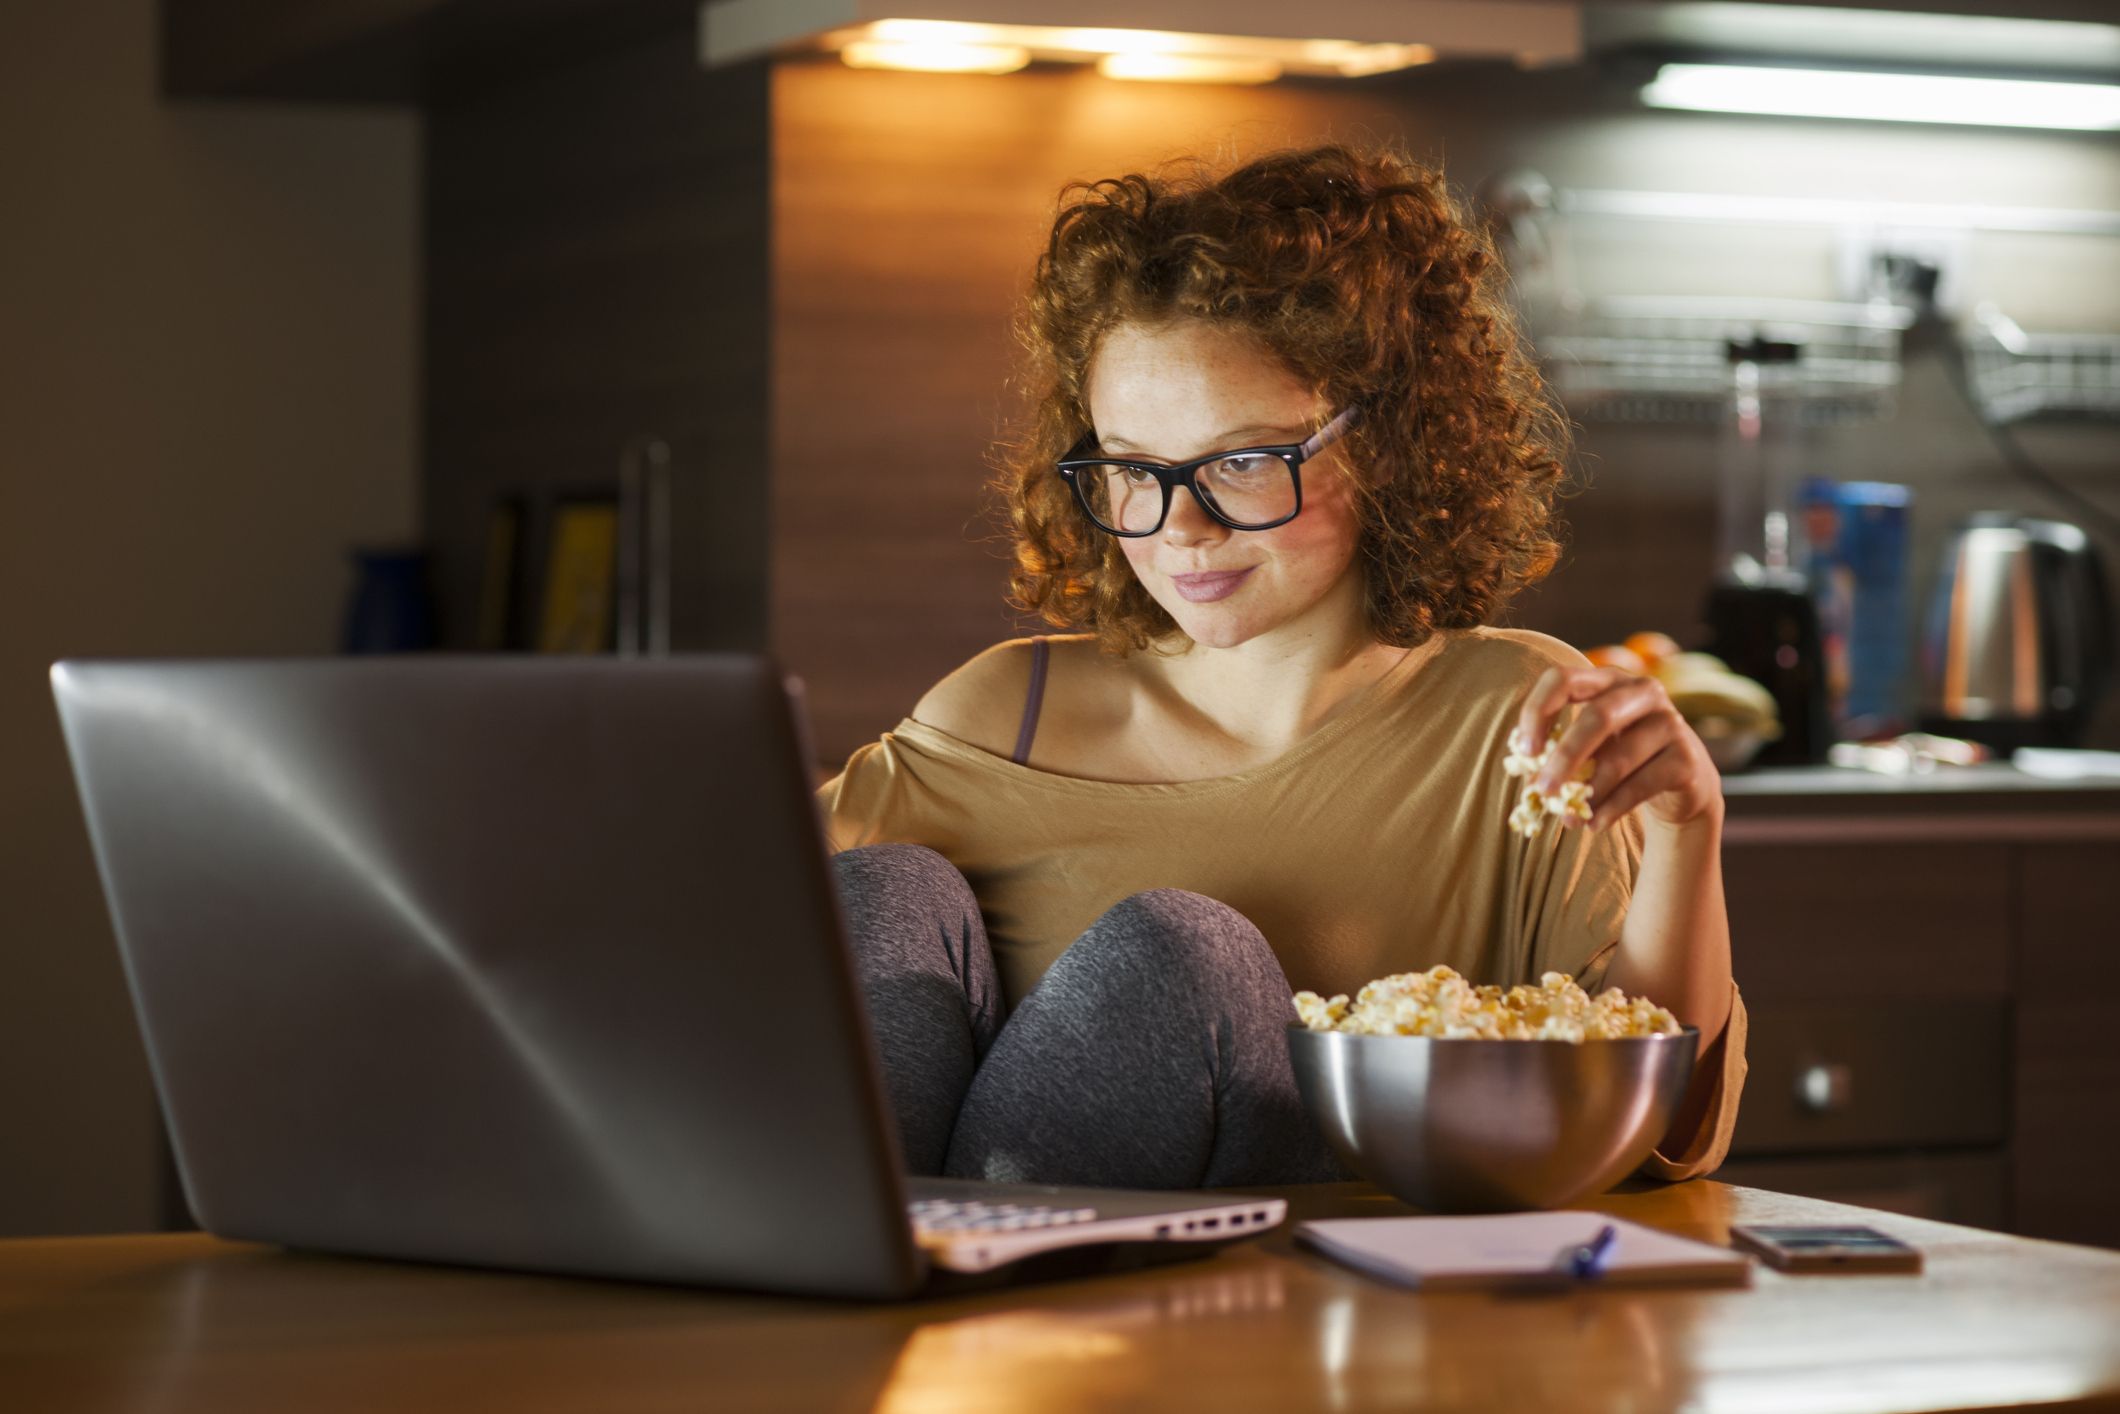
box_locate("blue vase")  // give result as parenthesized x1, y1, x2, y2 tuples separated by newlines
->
(342, 548, 436, 653)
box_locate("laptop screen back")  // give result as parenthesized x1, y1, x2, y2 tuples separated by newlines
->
(51, 656, 922, 1298)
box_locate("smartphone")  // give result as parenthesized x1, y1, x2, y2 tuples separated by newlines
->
(1729, 1223, 1923, 1274)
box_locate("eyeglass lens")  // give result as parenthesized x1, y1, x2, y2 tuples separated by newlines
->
(1079, 453, 1297, 533)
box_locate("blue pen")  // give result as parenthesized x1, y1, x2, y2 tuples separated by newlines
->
(1559, 1223, 1619, 1280)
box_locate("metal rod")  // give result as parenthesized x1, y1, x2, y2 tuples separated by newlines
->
(644, 439, 674, 656)
(616, 440, 647, 658)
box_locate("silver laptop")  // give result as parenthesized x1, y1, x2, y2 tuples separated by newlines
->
(50, 656, 1284, 1299)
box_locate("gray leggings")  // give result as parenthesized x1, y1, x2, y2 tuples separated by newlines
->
(830, 843, 1346, 1189)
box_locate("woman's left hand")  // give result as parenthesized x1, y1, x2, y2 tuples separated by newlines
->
(1513, 666, 1722, 832)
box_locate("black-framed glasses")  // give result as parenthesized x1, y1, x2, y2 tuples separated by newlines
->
(1057, 407, 1362, 537)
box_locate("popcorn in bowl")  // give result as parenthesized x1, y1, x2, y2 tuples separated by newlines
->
(1294, 964, 1681, 1042)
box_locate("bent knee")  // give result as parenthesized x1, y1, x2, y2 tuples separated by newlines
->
(1088, 889, 1274, 971)
(831, 842, 975, 908)
(1102, 888, 1253, 938)
(1047, 888, 1288, 1013)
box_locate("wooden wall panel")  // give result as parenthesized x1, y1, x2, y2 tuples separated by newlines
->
(426, 30, 771, 654)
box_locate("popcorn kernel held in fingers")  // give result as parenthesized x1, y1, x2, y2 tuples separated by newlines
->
(1504, 722, 1595, 839)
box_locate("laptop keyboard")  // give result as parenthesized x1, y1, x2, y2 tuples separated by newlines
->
(908, 1196, 1100, 1235)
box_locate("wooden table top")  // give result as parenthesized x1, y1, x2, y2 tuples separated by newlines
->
(5, 1180, 2118, 1413)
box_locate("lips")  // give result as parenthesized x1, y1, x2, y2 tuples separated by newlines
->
(1170, 567, 1255, 603)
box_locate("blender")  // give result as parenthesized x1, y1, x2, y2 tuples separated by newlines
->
(1703, 334, 1832, 765)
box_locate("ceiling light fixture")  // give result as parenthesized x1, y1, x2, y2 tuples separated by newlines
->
(698, 2, 1579, 77)
(829, 19, 1430, 79)
(1641, 62, 2120, 132)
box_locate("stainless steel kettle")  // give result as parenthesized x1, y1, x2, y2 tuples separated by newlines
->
(1919, 514, 2114, 749)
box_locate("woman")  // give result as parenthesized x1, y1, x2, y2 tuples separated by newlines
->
(819, 143, 1743, 1190)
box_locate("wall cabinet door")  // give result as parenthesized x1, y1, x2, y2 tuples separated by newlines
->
(1731, 1000, 2008, 1157)
(2014, 842, 2120, 1250)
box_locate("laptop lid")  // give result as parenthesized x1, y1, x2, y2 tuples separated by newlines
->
(51, 655, 924, 1299)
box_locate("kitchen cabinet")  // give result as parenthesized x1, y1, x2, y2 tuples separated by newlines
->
(1713, 1152, 2010, 1232)
(1717, 769, 2120, 1248)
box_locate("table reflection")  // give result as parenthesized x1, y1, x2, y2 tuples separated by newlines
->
(870, 1258, 1290, 1411)
(1312, 1281, 1675, 1410)
(868, 1226, 1701, 1413)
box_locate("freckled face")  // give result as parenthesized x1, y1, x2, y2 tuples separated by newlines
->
(1084, 320, 1365, 650)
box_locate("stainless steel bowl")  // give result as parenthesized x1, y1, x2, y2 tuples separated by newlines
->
(1287, 1026, 1698, 1212)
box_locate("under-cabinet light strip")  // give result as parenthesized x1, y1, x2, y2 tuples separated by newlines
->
(1642, 62, 2120, 132)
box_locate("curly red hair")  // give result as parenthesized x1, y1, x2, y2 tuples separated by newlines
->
(997, 142, 1570, 653)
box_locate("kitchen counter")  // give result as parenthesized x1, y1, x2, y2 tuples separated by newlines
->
(1719, 761, 2120, 839)
(1725, 760, 2120, 797)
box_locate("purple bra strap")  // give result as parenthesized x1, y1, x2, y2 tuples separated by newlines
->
(1011, 637, 1051, 766)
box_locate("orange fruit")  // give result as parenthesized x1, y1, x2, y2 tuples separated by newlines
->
(1623, 631, 1682, 669)
(1584, 643, 1648, 675)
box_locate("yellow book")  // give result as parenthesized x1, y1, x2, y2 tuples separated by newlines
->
(538, 503, 618, 653)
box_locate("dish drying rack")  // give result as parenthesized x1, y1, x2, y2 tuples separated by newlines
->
(1534, 296, 1912, 426)
(1485, 173, 2120, 427)
(1963, 305, 2120, 424)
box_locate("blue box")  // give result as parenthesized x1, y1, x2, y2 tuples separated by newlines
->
(1800, 480, 1913, 737)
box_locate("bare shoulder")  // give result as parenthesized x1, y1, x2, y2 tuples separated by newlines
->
(1416, 629, 1597, 721)
(1459, 627, 1594, 679)
(909, 637, 1059, 757)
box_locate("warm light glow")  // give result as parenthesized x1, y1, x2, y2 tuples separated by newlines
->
(840, 38, 1030, 74)
(1047, 26, 1201, 56)
(1642, 62, 2120, 131)
(1318, 41, 1436, 77)
(865, 18, 1015, 47)
(1098, 52, 1282, 84)
(834, 19, 1434, 79)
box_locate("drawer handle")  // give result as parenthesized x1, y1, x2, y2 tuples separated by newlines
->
(1797, 1062, 1854, 1114)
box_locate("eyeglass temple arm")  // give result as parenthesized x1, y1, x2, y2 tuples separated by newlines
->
(1299, 407, 1362, 460)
